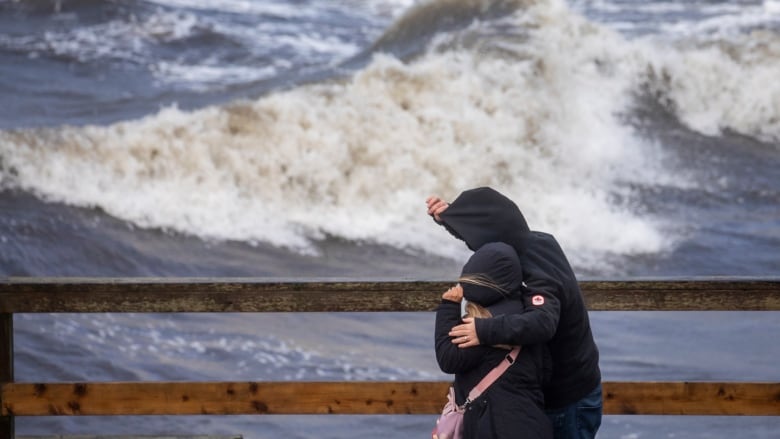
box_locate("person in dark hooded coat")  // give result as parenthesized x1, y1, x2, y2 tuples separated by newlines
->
(435, 241, 552, 439)
(427, 187, 602, 439)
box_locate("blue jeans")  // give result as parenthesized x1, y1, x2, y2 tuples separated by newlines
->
(545, 383, 603, 439)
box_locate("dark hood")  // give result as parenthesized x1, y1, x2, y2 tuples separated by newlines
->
(439, 187, 531, 253)
(460, 242, 525, 317)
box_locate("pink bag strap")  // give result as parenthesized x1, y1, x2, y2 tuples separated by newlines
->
(465, 346, 521, 405)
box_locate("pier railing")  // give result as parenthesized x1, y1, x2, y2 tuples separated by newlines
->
(2, 278, 779, 438)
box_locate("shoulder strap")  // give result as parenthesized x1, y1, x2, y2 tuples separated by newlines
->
(466, 347, 521, 404)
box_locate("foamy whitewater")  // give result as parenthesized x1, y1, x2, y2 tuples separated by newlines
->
(1, 0, 779, 438)
(4, 0, 779, 273)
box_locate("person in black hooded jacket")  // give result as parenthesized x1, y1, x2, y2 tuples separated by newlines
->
(435, 241, 552, 439)
(427, 187, 602, 439)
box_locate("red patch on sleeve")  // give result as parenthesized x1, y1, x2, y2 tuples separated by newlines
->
(532, 295, 545, 306)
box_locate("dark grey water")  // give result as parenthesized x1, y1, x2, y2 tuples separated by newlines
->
(2, 0, 779, 438)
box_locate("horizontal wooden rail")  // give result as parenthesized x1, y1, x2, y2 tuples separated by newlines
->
(3, 381, 778, 416)
(2, 278, 779, 439)
(2, 278, 779, 312)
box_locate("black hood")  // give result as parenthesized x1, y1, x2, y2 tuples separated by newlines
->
(460, 242, 525, 317)
(439, 187, 531, 253)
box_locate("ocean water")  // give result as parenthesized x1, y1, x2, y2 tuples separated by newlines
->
(1, 0, 779, 438)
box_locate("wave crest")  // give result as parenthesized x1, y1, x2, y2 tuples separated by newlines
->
(7, 0, 777, 271)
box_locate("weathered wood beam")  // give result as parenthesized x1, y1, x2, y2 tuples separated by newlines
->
(602, 381, 780, 416)
(1, 382, 445, 416)
(3, 381, 779, 416)
(0, 279, 448, 313)
(0, 313, 13, 439)
(1, 279, 779, 313)
(581, 279, 780, 311)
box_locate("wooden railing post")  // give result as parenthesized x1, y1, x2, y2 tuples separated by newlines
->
(0, 312, 13, 439)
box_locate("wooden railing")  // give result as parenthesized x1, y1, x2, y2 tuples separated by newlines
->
(1, 278, 779, 438)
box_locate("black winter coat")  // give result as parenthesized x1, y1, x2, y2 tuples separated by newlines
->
(439, 187, 602, 409)
(435, 299, 552, 439)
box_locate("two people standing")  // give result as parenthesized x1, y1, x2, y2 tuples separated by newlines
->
(428, 187, 602, 439)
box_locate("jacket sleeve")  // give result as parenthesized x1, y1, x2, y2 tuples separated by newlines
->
(473, 283, 560, 346)
(435, 300, 494, 373)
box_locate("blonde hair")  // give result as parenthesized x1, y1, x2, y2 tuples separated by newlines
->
(458, 274, 504, 319)
(460, 274, 514, 350)
(458, 273, 510, 298)
(464, 300, 513, 350)
(465, 301, 492, 318)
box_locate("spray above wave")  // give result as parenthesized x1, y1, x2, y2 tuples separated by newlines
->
(641, 29, 780, 144)
(2, 0, 778, 271)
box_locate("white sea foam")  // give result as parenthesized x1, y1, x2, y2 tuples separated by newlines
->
(153, 61, 280, 91)
(145, 0, 322, 17)
(658, 6, 780, 39)
(146, 0, 419, 19)
(640, 30, 780, 144)
(767, 0, 780, 14)
(0, 5, 364, 91)
(2, 0, 778, 271)
(570, 1, 780, 143)
(6, 10, 202, 63)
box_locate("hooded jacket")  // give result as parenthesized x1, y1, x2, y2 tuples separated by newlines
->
(435, 242, 552, 439)
(438, 187, 601, 409)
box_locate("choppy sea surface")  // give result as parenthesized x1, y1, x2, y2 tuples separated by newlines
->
(1, 0, 779, 438)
